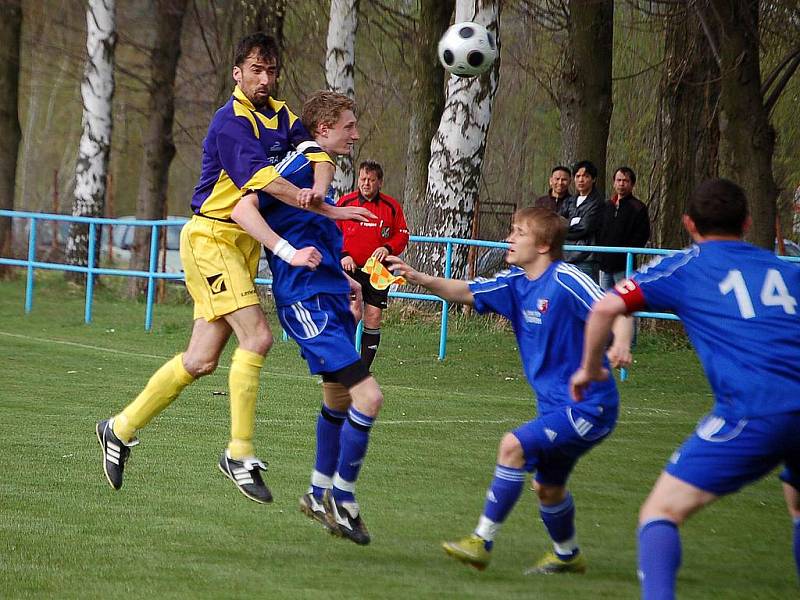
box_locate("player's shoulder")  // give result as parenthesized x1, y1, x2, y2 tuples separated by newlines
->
(634, 246, 699, 284)
(469, 266, 524, 287)
(553, 262, 603, 295)
(274, 150, 309, 176)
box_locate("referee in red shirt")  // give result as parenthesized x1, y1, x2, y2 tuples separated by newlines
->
(337, 160, 409, 369)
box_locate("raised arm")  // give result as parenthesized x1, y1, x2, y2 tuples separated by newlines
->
(385, 256, 474, 305)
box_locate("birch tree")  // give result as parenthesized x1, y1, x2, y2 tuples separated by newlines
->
(325, 0, 359, 199)
(414, 0, 500, 278)
(403, 0, 454, 233)
(65, 0, 116, 280)
(128, 0, 188, 297)
(0, 0, 21, 279)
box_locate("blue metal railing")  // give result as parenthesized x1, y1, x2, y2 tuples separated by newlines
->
(3, 210, 799, 362)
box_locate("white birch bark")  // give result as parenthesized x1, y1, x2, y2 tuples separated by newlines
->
(419, 0, 500, 278)
(325, 0, 358, 199)
(66, 0, 116, 272)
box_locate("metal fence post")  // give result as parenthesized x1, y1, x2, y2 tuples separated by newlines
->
(84, 222, 97, 324)
(439, 242, 453, 361)
(145, 224, 159, 331)
(25, 217, 37, 314)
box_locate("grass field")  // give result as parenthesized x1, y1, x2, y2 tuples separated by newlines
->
(0, 273, 795, 599)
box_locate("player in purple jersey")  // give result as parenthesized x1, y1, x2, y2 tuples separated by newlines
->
(388, 207, 632, 573)
(571, 179, 800, 598)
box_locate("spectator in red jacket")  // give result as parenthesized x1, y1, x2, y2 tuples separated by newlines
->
(337, 160, 409, 369)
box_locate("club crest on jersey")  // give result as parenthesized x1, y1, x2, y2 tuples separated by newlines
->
(381, 226, 391, 238)
(537, 298, 549, 313)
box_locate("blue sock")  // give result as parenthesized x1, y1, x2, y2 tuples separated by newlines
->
(540, 493, 578, 559)
(477, 465, 525, 549)
(332, 407, 374, 503)
(312, 405, 346, 499)
(793, 517, 800, 580)
(638, 519, 681, 600)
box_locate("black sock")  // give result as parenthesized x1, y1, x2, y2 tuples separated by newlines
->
(360, 327, 381, 370)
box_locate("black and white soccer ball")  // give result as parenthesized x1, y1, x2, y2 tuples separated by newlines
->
(437, 21, 497, 78)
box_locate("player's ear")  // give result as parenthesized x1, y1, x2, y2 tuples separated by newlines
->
(232, 66, 242, 86)
(682, 214, 699, 239)
(742, 215, 752, 235)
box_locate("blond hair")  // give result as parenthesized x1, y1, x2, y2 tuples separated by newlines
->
(513, 207, 567, 260)
(301, 90, 356, 136)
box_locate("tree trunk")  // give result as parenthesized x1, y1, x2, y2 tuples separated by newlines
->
(558, 0, 613, 190)
(710, 0, 777, 249)
(325, 0, 359, 199)
(413, 0, 500, 279)
(65, 0, 116, 283)
(651, 5, 719, 250)
(403, 0, 454, 234)
(127, 0, 187, 297)
(0, 0, 21, 279)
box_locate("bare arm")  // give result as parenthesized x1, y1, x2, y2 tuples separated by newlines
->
(230, 194, 321, 269)
(569, 293, 629, 400)
(385, 256, 474, 306)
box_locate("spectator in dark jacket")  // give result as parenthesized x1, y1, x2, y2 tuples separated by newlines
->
(559, 160, 604, 281)
(533, 165, 571, 213)
(597, 167, 650, 290)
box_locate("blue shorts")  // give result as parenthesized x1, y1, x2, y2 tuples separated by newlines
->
(277, 293, 361, 375)
(666, 411, 800, 496)
(512, 404, 617, 487)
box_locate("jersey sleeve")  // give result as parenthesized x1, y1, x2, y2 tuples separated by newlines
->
(468, 272, 516, 320)
(216, 118, 279, 192)
(554, 265, 605, 322)
(615, 249, 695, 313)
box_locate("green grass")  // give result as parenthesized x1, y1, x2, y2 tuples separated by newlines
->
(0, 272, 794, 599)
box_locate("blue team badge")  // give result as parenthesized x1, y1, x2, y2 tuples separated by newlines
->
(381, 226, 391, 238)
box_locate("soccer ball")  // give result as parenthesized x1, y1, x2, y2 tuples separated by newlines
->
(437, 21, 497, 78)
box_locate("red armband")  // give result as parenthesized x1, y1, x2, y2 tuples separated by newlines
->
(612, 278, 647, 313)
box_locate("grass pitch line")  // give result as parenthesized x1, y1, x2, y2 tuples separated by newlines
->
(0, 330, 517, 400)
(0, 330, 677, 421)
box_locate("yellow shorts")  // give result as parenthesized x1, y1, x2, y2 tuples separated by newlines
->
(180, 216, 261, 321)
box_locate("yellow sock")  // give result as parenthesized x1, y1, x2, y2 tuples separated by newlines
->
(113, 354, 195, 443)
(227, 348, 265, 459)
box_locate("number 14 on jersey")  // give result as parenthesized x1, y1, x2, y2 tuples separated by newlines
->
(719, 269, 797, 319)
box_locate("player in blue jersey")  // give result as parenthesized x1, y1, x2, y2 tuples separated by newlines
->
(387, 207, 633, 572)
(95, 34, 370, 505)
(570, 178, 800, 598)
(234, 91, 384, 545)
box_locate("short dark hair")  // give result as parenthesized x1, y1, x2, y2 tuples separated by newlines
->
(513, 207, 567, 261)
(359, 160, 383, 180)
(234, 33, 281, 69)
(572, 160, 598, 180)
(687, 178, 749, 237)
(614, 166, 637, 185)
(552, 165, 571, 176)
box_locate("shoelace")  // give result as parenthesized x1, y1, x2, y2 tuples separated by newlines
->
(242, 458, 267, 472)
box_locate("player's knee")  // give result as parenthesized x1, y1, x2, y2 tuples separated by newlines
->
(241, 325, 273, 356)
(497, 433, 525, 467)
(183, 355, 218, 378)
(536, 484, 567, 505)
(638, 500, 685, 526)
(362, 387, 384, 414)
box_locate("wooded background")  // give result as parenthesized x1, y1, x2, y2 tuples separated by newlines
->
(1, 0, 799, 281)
